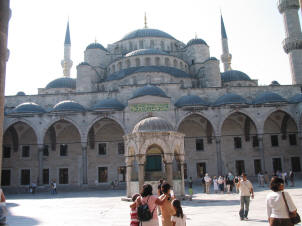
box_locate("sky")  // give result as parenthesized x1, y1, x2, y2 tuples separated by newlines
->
(5, 0, 299, 96)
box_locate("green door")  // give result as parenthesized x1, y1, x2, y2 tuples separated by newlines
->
(145, 155, 162, 171)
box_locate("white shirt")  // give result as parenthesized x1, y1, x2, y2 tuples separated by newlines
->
(171, 214, 186, 226)
(204, 176, 211, 183)
(239, 180, 253, 196)
(266, 191, 296, 218)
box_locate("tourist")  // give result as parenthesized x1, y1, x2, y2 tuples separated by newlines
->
(259, 172, 265, 187)
(171, 199, 186, 226)
(130, 193, 140, 226)
(218, 176, 224, 194)
(213, 176, 219, 194)
(266, 177, 297, 226)
(264, 171, 270, 185)
(188, 177, 193, 201)
(0, 188, 7, 224)
(234, 176, 239, 193)
(31, 182, 37, 194)
(227, 172, 234, 192)
(157, 179, 164, 215)
(51, 179, 57, 194)
(223, 176, 227, 193)
(135, 183, 167, 226)
(204, 173, 212, 194)
(159, 182, 176, 226)
(201, 174, 206, 193)
(282, 172, 288, 186)
(237, 173, 254, 220)
(289, 170, 294, 187)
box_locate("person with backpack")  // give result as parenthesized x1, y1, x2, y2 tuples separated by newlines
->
(133, 183, 168, 226)
(159, 182, 176, 226)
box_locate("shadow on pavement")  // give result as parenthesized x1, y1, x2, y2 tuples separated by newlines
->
(183, 199, 239, 206)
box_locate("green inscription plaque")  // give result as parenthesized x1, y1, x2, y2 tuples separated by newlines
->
(130, 103, 169, 112)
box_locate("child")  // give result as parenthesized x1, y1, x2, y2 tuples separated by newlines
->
(171, 199, 186, 226)
(130, 193, 140, 226)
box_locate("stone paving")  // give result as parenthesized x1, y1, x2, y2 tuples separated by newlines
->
(4, 181, 302, 226)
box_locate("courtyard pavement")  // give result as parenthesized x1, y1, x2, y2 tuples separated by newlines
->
(4, 181, 302, 226)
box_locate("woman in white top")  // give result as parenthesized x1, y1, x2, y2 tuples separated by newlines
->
(266, 177, 297, 226)
(171, 199, 186, 226)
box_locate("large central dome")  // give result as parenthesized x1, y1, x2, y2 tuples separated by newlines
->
(121, 28, 175, 41)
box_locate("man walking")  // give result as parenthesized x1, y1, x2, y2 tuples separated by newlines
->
(204, 173, 212, 194)
(237, 173, 254, 221)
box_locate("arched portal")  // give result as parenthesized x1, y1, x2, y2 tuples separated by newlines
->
(2, 121, 38, 187)
(145, 145, 164, 181)
(87, 118, 125, 186)
(264, 110, 299, 174)
(177, 114, 214, 180)
(221, 112, 258, 176)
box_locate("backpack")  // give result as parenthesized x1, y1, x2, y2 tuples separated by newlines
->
(137, 196, 155, 222)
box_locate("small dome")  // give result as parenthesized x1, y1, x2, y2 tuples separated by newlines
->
(221, 70, 251, 83)
(175, 95, 209, 107)
(78, 62, 90, 66)
(186, 38, 208, 47)
(91, 98, 125, 111)
(12, 102, 46, 114)
(125, 48, 168, 57)
(289, 93, 302, 103)
(46, 77, 76, 89)
(52, 100, 85, 112)
(16, 91, 26, 96)
(133, 117, 174, 133)
(131, 85, 168, 99)
(270, 80, 280, 86)
(214, 93, 247, 106)
(86, 42, 107, 51)
(121, 28, 175, 41)
(253, 91, 287, 104)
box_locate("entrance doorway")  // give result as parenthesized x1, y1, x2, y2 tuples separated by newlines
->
(145, 145, 163, 180)
(236, 160, 245, 176)
(272, 158, 282, 174)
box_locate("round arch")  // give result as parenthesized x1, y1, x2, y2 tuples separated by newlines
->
(263, 109, 298, 131)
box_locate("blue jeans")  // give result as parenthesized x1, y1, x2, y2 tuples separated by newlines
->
(239, 196, 250, 218)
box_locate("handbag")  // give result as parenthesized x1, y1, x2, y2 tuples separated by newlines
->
(282, 192, 301, 224)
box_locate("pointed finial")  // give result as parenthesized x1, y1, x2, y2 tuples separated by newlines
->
(221, 13, 228, 39)
(144, 12, 148, 28)
(64, 20, 71, 45)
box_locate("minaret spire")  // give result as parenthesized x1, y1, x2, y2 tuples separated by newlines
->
(61, 20, 73, 77)
(220, 14, 232, 72)
(144, 12, 148, 28)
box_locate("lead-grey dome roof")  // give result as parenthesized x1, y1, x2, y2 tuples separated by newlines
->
(214, 93, 247, 106)
(91, 98, 125, 111)
(130, 85, 168, 99)
(133, 117, 174, 133)
(46, 77, 76, 89)
(121, 28, 175, 41)
(125, 48, 168, 57)
(186, 38, 208, 47)
(289, 93, 302, 103)
(12, 102, 46, 114)
(253, 91, 287, 104)
(221, 70, 251, 83)
(52, 100, 85, 112)
(175, 95, 209, 107)
(16, 91, 26, 96)
(86, 42, 107, 51)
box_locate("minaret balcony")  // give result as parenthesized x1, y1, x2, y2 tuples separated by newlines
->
(282, 36, 302, 53)
(278, 0, 299, 13)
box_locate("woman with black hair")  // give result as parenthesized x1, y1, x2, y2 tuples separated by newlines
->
(133, 183, 167, 226)
(171, 199, 186, 226)
(159, 182, 176, 226)
(266, 177, 298, 226)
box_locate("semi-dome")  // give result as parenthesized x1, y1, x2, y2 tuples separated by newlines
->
(12, 102, 46, 114)
(175, 95, 209, 107)
(46, 77, 76, 89)
(121, 28, 175, 41)
(253, 91, 287, 105)
(130, 85, 168, 99)
(86, 42, 107, 51)
(125, 48, 168, 57)
(186, 38, 208, 47)
(52, 100, 85, 112)
(221, 70, 251, 83)
(91, 98, 125, 111)
(289, 93, 302, 103)
(133, 116, 174, 133)
(16, 91, 26, 96)
(214, 93, 247, 106)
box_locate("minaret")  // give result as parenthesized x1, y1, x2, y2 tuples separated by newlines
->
(278, 0, 302, 84)
(61, 21, 73, 77)
(220, 15, 232, 72)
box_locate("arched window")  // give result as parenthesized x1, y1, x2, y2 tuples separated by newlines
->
(129, 42, 133, 51)
(112, 65, 115, 73)
(155, 57, 160, 66)
(139, 40, 144, 49)
(161, 41, 165, 50)
(173, 59, 178, 67)
(165, 58, 170, 66)
(180, 61, 183, 69)
(150, 40, 155, 48)
(126, 59, 131, 68)
(118, 62, 122, 70)
(145, 57, 151, 66)
(135, 58, 140, 67)
(132, 76, 137, 85)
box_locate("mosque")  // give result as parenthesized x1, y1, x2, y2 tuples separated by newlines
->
(2, 1, 302, 196)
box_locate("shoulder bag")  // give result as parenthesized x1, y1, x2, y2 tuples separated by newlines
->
(282, 192, 301, 224)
